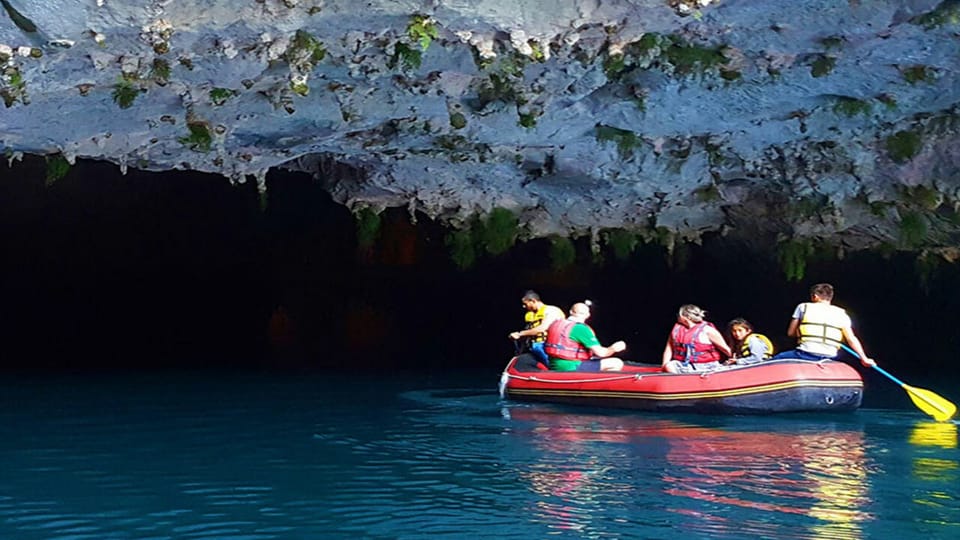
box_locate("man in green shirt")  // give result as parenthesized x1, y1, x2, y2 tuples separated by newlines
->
(544, 302, 626, 372)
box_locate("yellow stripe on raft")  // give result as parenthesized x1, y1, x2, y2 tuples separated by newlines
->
(509, 379, 863, 401)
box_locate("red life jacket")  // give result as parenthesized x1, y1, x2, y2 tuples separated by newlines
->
(670, 322, 723, 364)
(544, 319, 592, 361)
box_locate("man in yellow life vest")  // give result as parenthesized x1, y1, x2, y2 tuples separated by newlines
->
(772, 283, 876, 367)
(509, 290, 565, 364)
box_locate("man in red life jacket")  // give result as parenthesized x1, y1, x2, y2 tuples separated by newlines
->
(544, 302, 626, 372)
(662, 304, 732, 374)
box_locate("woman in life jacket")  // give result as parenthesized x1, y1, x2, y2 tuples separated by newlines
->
(661, 304, 732, 374)
(725, 318, 774, 365)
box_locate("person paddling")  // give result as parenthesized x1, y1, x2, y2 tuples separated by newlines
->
(772, 283, 875, 367)
(508, 290, 564, 364)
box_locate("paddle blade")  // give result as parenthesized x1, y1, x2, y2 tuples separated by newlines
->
(904, 384, 958, 422)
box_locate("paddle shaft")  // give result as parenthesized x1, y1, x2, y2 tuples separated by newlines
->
(842, 343, 957, 421)
(840, 344, 906, 386)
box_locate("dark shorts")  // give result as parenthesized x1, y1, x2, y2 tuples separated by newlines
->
(772, 349, 836, 361)
(575, 360, 603, 372)
(550, 358, 604, 372)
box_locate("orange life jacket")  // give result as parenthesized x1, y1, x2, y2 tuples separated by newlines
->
(544, 319, 592, 361)
(670, 322, 723, 364)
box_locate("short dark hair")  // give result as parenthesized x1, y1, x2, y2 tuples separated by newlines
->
(522, 290, 541, 301)
(810, 283, 834, 301)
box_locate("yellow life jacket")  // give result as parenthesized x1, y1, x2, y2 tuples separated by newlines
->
(798, 303, 846, 350)
(739, 333, 774, 359)
(524, 304, 550, 343)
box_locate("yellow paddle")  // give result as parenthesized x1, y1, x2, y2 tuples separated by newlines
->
(842, 344, 957, 422)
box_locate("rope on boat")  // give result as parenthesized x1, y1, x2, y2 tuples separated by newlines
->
(503, 372, 644, 384)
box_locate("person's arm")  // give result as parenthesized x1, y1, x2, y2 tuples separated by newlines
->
(786, 303, 803, 338)
(509, 309, 562, 340)
(590, 340, 626, 359)
(509, 323, 548, 340)
(706, 326, 732, 358)
(738, 336, 767, 364)
(661, 339, 673, 366)
(841, 327, 875, 367)
(786, 318, 799, 338)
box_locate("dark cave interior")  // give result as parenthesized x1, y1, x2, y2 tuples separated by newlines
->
(2, 156, 958, 384)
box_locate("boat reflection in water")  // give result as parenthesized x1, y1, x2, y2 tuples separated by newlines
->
(507, 407, 872, 539)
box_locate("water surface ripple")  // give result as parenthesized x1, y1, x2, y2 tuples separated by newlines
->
(1, 373, 958, 538)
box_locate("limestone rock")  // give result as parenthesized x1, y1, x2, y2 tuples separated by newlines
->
(1, 0, 959, 255)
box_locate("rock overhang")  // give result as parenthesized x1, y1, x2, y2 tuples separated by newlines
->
(1, 0, 959, 259)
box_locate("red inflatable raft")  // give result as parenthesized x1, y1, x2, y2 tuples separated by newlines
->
(499, 355, 864, 414)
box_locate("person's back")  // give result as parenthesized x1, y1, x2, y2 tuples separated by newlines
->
(772, 283, 876, 367)
(544, 317, 594, 369)
(795, 302, 848, 357)
(544, 302, 625, 372)
(662, 304, 731, 373)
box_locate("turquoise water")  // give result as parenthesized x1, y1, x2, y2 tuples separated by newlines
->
(1, 370, 958, 539)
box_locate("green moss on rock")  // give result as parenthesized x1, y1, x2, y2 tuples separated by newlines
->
(389, 42, 422, 71)
(899, 185, 942, 210)
(518, 112, 537, 128)
(778, 238, 814, 282)
(210, 87, 234, 105)
(595, 125, 642, 159)
(150, 58, 171, 85)
(179, 121, 213, 152)
(549, 236, 576, 270)
(605, 229, 639, 261)
(407, 14, 439, 51)
(445, 229, 476, 269)
(1, 67, 27, 107)
(449, 111, 467, 130)
(833, 97, 872, 117)
(811, 55, 836, 78)
(902, 65, 935, 84)
(898, 211, 928, 248)
(662, 38, 727, 75)
(719, 68, 741, 81)
(111, 78, 140, 109)
(886, 130, 922, 163)
(44, 154, 70, 186)
(911, 1, 960, 29)
(479, 208, 518, 256)
(286, 30, 326, 67)
(355, 207, 382, 248)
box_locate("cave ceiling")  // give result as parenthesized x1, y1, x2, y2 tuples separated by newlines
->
(2, 0, 960, 256)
